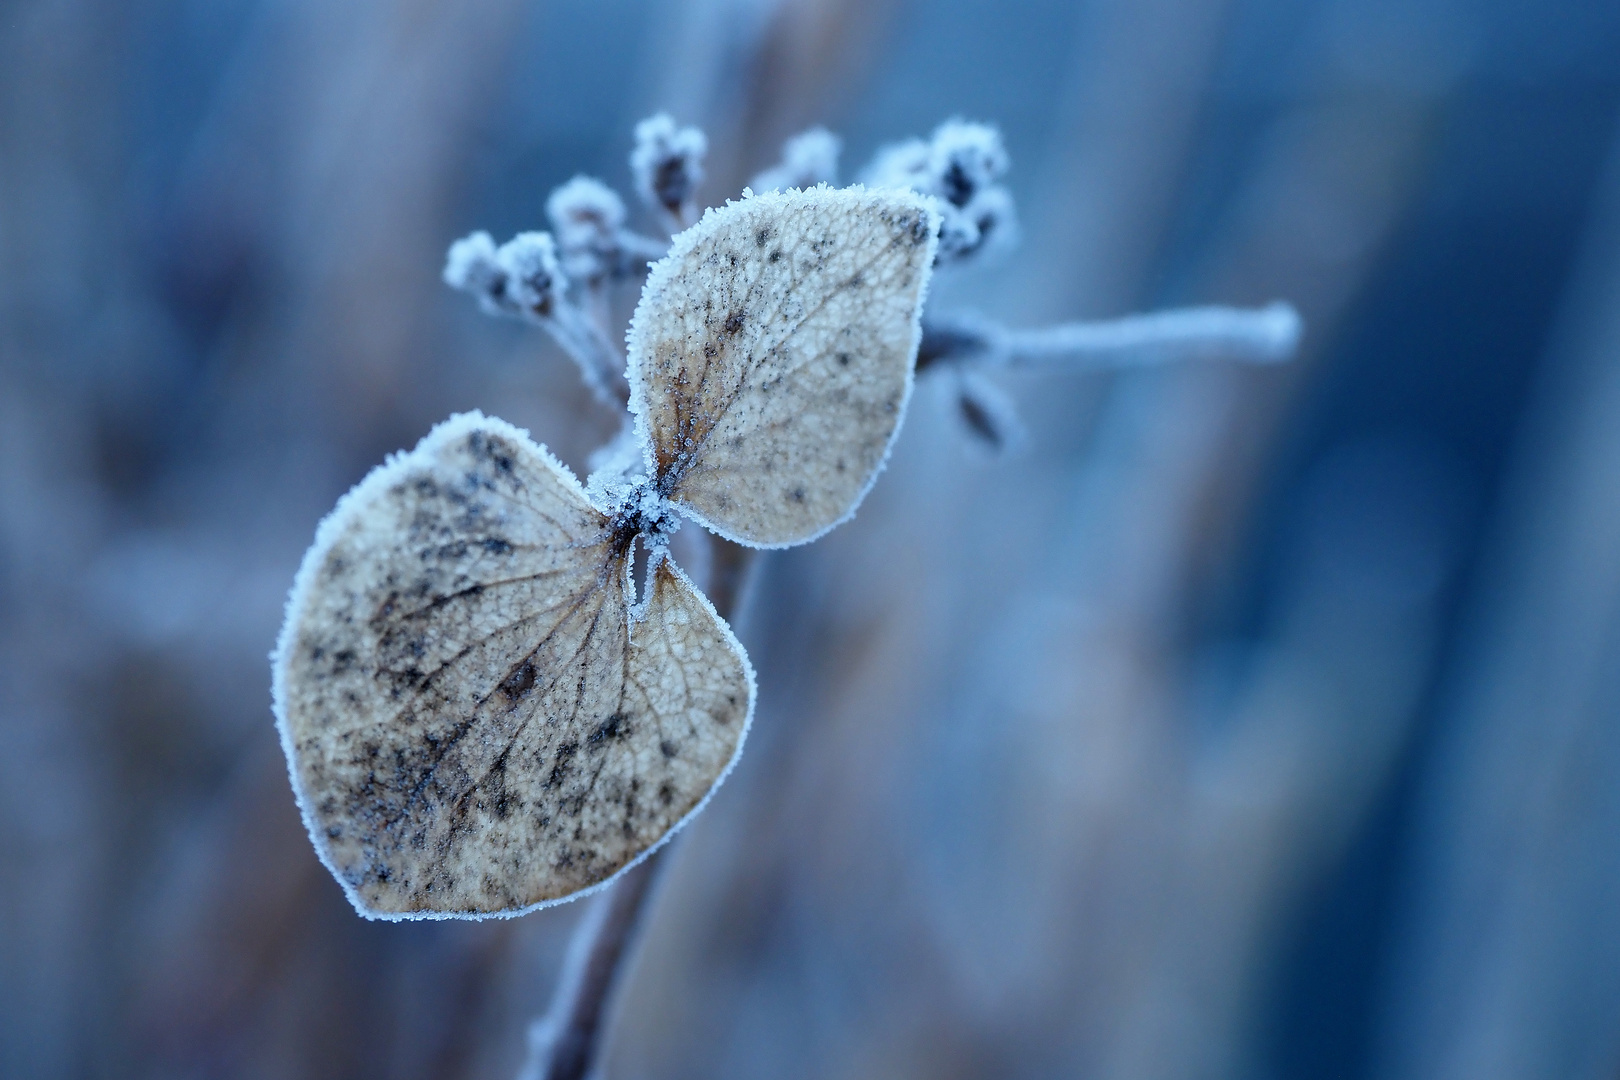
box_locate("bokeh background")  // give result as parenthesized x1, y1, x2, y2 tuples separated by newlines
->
(5, 0, 1620, 1077)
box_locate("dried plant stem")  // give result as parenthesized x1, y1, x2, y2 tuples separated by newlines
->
(917, 302, 1302, 372)
(516, 853, 666, 1080)
(542, 302, 631, 408)
(518, 536, 759, 1080)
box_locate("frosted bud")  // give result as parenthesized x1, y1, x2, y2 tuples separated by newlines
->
(936, 185, 1019, 265)
(496, 232, 566, 316)
(751, 127, 842, 192)
(444, 231, 567, 318)
(443, 231, 505, 314)
(547, 176, 626, 252)
(928, 119, 1008, 208)
(630, 113, 708, 220)
(546, 176, 629, 283)
(861, 120, 1016, 266)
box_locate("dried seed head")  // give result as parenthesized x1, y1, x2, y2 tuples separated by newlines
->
(861, 119, 1017, 267)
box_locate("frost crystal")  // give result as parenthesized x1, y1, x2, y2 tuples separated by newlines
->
(630, 113, 708, 222)
(751, 127, 842, 193)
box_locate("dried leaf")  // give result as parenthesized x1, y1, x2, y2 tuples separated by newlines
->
(628, 186, 940, 547)
(273, 414, 753, 918)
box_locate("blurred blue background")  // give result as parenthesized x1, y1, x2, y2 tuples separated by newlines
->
(4, 0, 1620, 1077)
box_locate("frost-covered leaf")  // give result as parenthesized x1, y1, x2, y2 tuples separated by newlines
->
(627, 186, 940, 548)
(273, 413, 753, 919)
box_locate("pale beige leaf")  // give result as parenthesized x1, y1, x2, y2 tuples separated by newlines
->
(272, 413, 753, 918)
(628, 186, 940, 547)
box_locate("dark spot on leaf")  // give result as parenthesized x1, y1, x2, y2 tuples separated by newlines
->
(500, 661, 536, 697)
(836, 352, 851, 367)
(659, 740, 678, 759)
(589, 713, 628, 746)
(546, 741, 578, 788)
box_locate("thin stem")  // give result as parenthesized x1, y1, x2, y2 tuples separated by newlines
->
(917, 302, 1302, 373)
(516, 854, 666, 1080)
(517, 535, 759, 1080)
(541, 302, 631, 409)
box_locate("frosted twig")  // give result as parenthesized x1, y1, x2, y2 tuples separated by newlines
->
(917, 302, 1303, 372)
(444, 231, 630, 407)
(516, 853, 665, 1080)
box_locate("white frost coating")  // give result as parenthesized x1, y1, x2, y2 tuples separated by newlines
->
(630, 113, 707, 222)
(624, 184, 941, 549)
(750, 127, 842, 193)
(272, 411, 755, 920)
(499, 232, 565, 311)
(999, 302, 1304, 367)
(585, 420, 647, 500)
(443, 230, 565, 316)
(546, 176, 625, 283)
(936, 185, 1019, 264)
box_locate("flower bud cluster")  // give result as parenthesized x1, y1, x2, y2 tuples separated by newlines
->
(863, 119, 1018, 266)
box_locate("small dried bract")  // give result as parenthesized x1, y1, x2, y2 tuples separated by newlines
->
(274, 187, 939, 918)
